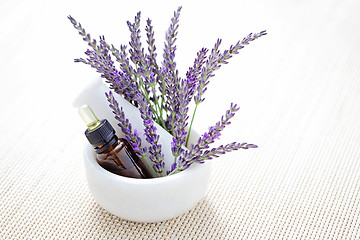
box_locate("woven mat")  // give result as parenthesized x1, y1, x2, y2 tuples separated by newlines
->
(1, 0, 360, 239)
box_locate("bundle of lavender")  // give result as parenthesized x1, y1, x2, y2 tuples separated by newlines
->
(69, 7, 266, 177)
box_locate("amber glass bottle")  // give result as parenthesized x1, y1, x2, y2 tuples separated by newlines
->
(79, 105, 153, 179)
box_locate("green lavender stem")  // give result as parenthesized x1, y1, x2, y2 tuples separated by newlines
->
(185, 103, 198, 146)
(143, 154, 161, 177)
(135, 69, 167, 129)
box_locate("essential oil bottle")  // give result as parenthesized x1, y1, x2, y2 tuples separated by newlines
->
(78, 105, 153, 179)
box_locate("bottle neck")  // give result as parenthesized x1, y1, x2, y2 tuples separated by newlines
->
(95, 135, 118, 154)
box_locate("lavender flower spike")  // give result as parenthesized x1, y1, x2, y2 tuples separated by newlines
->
(106, 91, 146, 155)
(170, 48, 206, 155)
(170, 75, 197, 159)
(127, 12, 146, 68)
(145, 18, 158, 73)
(162, 7, 182, 130)
(136, 93, 165, 174)
(194, 31, 267, 104)
(168, 103, 241, 175)
(195, 142, 258, 162)
(68, 15, 99, 53)
(194, 39, 222, 104)
(189, 103, 240, 157)
(221, 30, 267, 64)
(188, 31, 266, 144)
(169, 141, 258, 176)
(168, 142, 257, 174)
(162, 6, 182, 78)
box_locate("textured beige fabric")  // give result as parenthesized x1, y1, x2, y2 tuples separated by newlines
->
(1, 0, 360, 239)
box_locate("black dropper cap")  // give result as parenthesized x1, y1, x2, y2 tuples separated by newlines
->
(79, 105, 118, 153)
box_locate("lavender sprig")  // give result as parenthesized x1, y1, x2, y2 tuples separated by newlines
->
(194, 39, 223, 104)
(127, 12, 146, 71)
(186, 48, 209, 83)
(145, 18, 165, 123)
(168, 103, 241, 174)
(68, 15, 100, 53)
(168, 142, 257, 175)
(170, 76, 197, 159)
(162, 7, 182, 132)
(145, 18, 158, 73)
(194, 31, 267, 104)
(185, 39, 223, 145)
(170, 48, 209, 157)
(136, 93, 165, 174)
(192, 103, 240, 154)
(105, 91, 146, 155)
(186, 31, 267, 145)
(221, 31, 267, 64)
(162, 6, 181, 80)
(195, 142, 258, 162)
(108, 44, 135, 81)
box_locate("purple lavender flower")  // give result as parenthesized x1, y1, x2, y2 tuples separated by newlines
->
(168, 103, 242, 174)
(162, 7, 182, 130)
(193, 31, 267, 104)
(198, 102, 240, 148)
(170, 76, 197, 159)
(170, 141, 258, 175)
(68, 15, 97, 51)
(166, 162, 178, 175)
(135, 92, 165, 174)
(186, 48, 209, 83)
(195, 142, 258, 162)
(194, 38, 223, 104)
(162, 6, 181, 78)
(187, 31, 266, 145)
(127, 12, 146, 69)
(109, 44, 135, 80)
(145, 18, 158, 73)
(105, 91, 148, 158)
(75, 37, 116, 84)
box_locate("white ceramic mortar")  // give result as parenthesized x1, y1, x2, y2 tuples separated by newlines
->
(74, 79, 212, 222)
